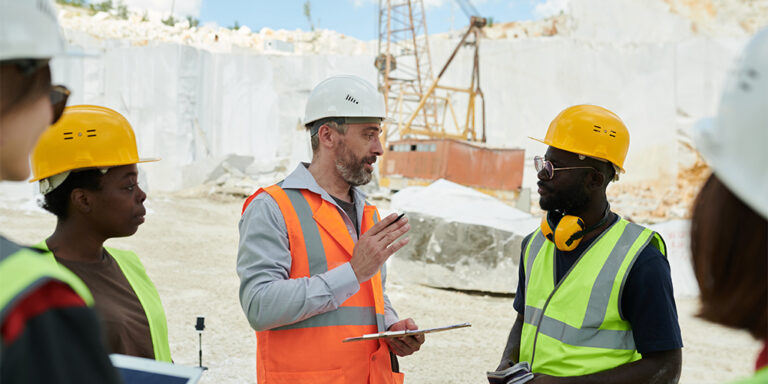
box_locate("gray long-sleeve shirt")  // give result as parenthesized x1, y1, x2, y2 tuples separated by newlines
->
(237, 163, 398, 332)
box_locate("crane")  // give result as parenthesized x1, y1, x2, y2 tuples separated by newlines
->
(376, 0, 487, 142)
(376, 0, 525, 200)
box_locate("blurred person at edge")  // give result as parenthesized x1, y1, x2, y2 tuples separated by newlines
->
(690, 27, 768, 384)
(0, 0, 121, 383)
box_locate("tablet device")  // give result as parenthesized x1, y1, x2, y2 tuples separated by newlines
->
(110, 354, 204, 384)
(342, 322, 471, 342)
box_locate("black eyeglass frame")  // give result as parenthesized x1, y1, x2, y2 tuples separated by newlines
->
(534, 155, 598, 180)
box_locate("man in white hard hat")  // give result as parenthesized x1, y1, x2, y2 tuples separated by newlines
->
(0, 0, 120, 383)
(238, 75, 423, 383)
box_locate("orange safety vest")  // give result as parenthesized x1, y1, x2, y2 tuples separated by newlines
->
(243, 184, 404, 384)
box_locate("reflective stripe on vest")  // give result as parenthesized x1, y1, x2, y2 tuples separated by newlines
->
(270, 187, 386, 332)
(245, 184, 397, 384)
(32, 241, 172, 363)
(0, 238, 94, 346)
(520, 218, 665, 376)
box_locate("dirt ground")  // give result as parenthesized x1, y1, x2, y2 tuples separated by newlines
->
(0, 193, 761, 383)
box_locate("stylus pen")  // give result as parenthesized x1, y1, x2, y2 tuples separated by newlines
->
(386, 213, 406, 227)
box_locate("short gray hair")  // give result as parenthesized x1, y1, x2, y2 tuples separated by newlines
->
(310, 118, 348, 152)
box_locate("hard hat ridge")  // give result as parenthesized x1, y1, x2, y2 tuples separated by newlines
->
(303, 75, 389, 127)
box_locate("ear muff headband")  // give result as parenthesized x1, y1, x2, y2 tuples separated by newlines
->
(563, 217, 587, 247)
(541, 206, 612, 252)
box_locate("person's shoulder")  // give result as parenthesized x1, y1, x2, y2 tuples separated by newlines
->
(1, 281, 87, 343)
(240, 187, 288, 234)
(625, 236, 671, 284)
(243, 189, 281, 216)
(105, 246, 141, 264)
(520, 229, 541, 252)
(634, 237, 667, 265)
(0, 235, 24, 255)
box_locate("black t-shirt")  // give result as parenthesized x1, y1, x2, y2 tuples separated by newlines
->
(331, 195, 359, 236)
(512, 216, 683, 354)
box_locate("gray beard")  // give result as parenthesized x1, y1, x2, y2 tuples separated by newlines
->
(335, 160, 372, 186)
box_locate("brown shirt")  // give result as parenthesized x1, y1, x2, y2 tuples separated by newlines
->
(57, 251, 155, 359)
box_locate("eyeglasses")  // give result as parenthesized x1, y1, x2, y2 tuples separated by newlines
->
(49, 85, 70, 125)
(534, 155, 596, 180)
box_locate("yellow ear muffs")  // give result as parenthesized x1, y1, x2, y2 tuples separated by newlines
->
(553, 215, 586, 251)
(541, 207, 612, 252)
(541, 211, 586, 252)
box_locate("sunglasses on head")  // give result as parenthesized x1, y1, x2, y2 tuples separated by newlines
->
(49, 85, 70, 125)
(534, 155, 597, 180)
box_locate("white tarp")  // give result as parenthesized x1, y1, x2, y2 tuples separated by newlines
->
(649, 219, 700, 298)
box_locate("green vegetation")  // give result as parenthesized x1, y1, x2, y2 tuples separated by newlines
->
(187, 16, 200, 28)
(303, 0, 315, 32)
(161, 15, 176, 26)
(89, 0, 113, 13)
(53, 0, 201, 30)
(55, 0, 86, 5)
(116, 1, 128, 19)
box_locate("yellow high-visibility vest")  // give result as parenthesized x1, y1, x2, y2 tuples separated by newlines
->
(520, 218, 666, 376)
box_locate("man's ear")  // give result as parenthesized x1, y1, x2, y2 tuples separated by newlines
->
(317, 123, 340, 150)
(70, 189, 93, 214)
(586, 169, 606, 191)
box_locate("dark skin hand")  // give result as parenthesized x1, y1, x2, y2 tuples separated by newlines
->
(497, 313, 524, 370)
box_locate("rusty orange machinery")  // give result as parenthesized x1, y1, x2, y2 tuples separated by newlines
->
(379, 138, 525, 200)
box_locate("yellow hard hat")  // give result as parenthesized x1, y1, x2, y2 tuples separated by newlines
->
(531, 105, 630, 172)
(30, 105, 158, 183)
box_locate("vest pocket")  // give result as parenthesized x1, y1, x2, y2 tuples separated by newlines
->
(267, 368, 344, 384)
(392, 372, 405, 384)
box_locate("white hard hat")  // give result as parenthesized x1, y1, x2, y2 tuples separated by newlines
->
(0, 0, 66, 61)
(693, 27, 768, 219)
(303, 75, 389, 127)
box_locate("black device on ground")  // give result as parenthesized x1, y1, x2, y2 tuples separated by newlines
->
(195, 316, 207, 370)
(486, 361, 534, 384)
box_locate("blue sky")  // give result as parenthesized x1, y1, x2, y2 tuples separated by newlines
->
(164, 0, 567, 41)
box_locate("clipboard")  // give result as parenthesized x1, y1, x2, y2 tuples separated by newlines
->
(342, 322, 471, 343)
(109, 354, 204, 384)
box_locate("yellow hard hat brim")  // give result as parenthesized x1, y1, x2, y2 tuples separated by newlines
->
(29, 157, 160, 183)
(528, 136, 626, 174)
(529, 136, 548, 145)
